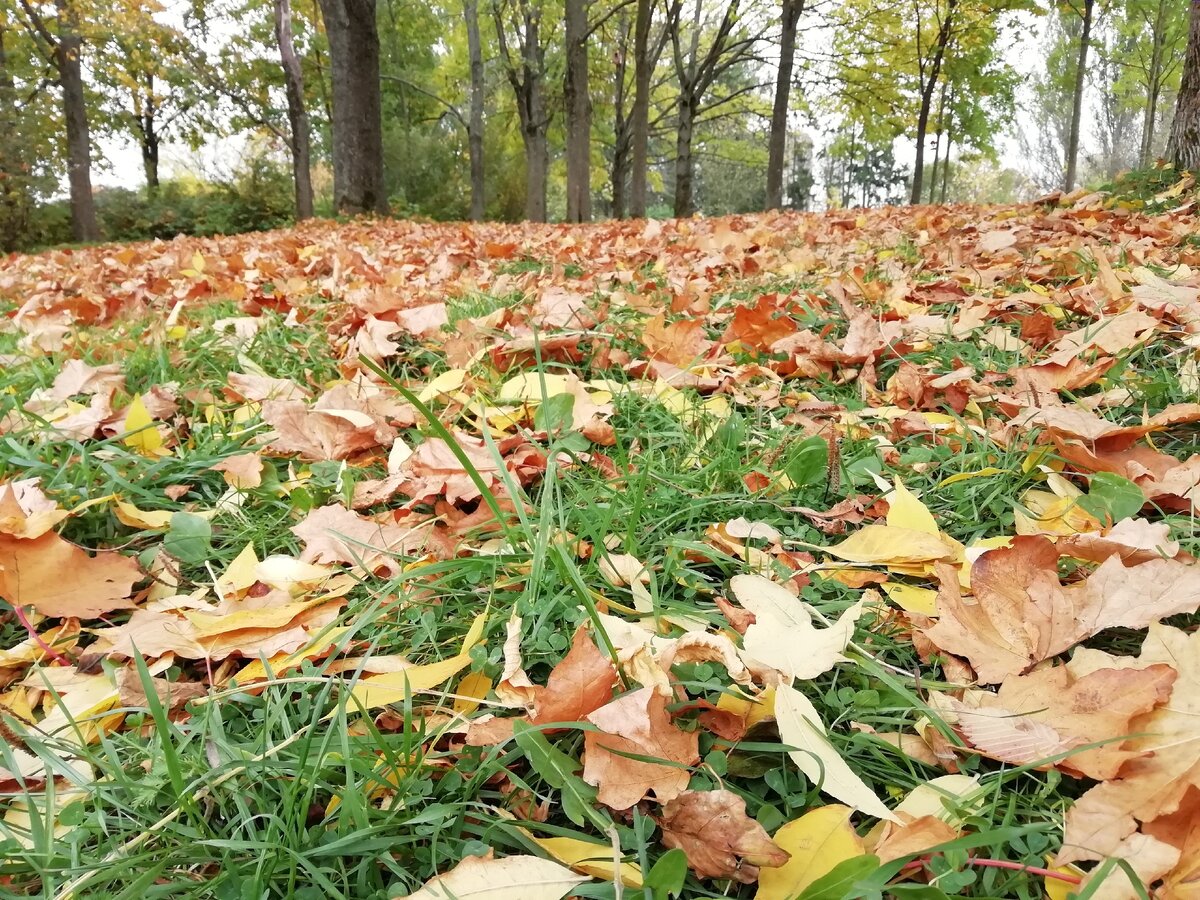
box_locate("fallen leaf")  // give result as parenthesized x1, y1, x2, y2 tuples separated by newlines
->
(658, 788, 789, 883)
(0, 532, 141, 618)
(395, 853, 588, 900)
(755, 805, 865, 900)
(730, 573, 864, 682)
(583, 687, 700, 810)
(774, 683, 899, 821)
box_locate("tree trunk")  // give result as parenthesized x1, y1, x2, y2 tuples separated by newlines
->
(628, 0, 652, 217)
(564, 0, 590, 222)
(138, 77, 160, 195)
(673, 93, 696, 216)
(766, 0, 801, 210)
(55, 0, 98, 242)
(275, 0, 314, 219)
(464, 0, 486, 220)
(1064, 0, 1094, 192)
(317, 0, 386, 215)
(523, 129, 548, 221)
(940, 124, 953, 203)
(610, 11, 631, 218)
(1168, 0, 1200, 172)
(908, 0, 955, 206)
(1139, 0, 1167, 167)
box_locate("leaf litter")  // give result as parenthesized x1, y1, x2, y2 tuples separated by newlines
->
(0, 191, 1199, 896)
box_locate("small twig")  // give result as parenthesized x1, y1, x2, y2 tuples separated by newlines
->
(900, 854, 1082, 885)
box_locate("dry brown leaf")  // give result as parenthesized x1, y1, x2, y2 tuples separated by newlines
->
(924, 536, 1200, 683)
(0, 532, 141, 619)
(943, 663, 1176, 779)
(658, 788, 789, 883)
(582, 687, 700, 809)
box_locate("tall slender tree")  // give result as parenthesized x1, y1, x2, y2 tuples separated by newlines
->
(275, 0, 314, 218)
(766, 0, 802, 209)
(909, 0, 957, 204)
(666, 0, 761, 217)
(1167, 0, 1200, 171)
(628, 0, 652, 216)
(564, 0, 590, 221)
(464, 0, 486, 220)
(317, 0, 387, 214)
(1063, 0, 1095, 191)
(493, 0, 550, 221)
(15, 0, 98, 240)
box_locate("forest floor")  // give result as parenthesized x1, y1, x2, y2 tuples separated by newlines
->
(1, 171, 1200, 899)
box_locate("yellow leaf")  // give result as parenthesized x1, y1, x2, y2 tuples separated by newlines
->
(335, 613, 487, 715)
(224, 626, 352, 688)
(937, 467, 1007, 487)
(114, 501, 175, 530)
(498, 372, 570, 402)
(418, 369, 468, 403)
(396, 854, 586, 900)
(825, 523, 958, 566)
(521, 832, 643, 887)
(716, 686, 775, 729)
(755, 806, 866, 900)
(885, 478, 939, 536)
(122, 395, 164, 454)
(882, 583, 937, 616)
(1044, 859, 1086, 900)
(215, 542, 261, 597)
(454, 672, 493, 714)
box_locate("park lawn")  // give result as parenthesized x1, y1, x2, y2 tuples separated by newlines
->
(1, 177, 1200, 898)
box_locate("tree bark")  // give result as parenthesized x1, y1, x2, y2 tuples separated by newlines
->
(493, 0, 549, 222)
(464, 0, 486, 220)
(54, 0, 98, 241)
(628, 0, 652, 217)
(610, 11, 631, 218)
(564, 0, 590, 221)
(909, 0, 956, 205)
(275, 0, 314, 219)
(1139, 0, 1167, 167)
(673, 94, 696, 216)
(317, 0, 387, 215)
(766, 0, 801, 210)
(1064, 0, 1095, 192)
(136, 76, 160, 194)
(1168, 0, 1200, 172)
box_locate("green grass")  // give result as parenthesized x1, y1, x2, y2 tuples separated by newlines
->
(1, 235, 1195, 899)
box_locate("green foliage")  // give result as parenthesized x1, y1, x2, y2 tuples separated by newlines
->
(90, 157, 295, 244)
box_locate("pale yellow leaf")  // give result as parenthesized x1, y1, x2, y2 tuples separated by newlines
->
(521, 833, 643, 887)
(756, 806, 866, 900)
(395, 854, 587, 900)
(775, 683, 899, 821)
(824, 524, 957, 566)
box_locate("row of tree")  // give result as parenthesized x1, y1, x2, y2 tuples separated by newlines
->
(2, 0, 1199, 246)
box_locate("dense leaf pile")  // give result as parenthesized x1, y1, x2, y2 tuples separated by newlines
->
(1, 186, 1199, 898)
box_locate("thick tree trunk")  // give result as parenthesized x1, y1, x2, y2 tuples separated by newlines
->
(564, 0, 590, 222)
(909, 0, 955, 206)
(275, 0, 314, 219)
(673, 94, 696, 216)
(766, 0, 801, 210)
(464, 0, 486, 220)
(55, 0, 98, 242)
(1064, 0, 1094, 192)
(522, 130, 548, 221)
(628, 0, 652, 217)
(317, 0, 386, 215)
(0, 23, 30, 251)
(1168, 0, 1200, 172)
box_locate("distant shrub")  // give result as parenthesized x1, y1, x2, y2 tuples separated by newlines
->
(94, 157, 295, 244)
